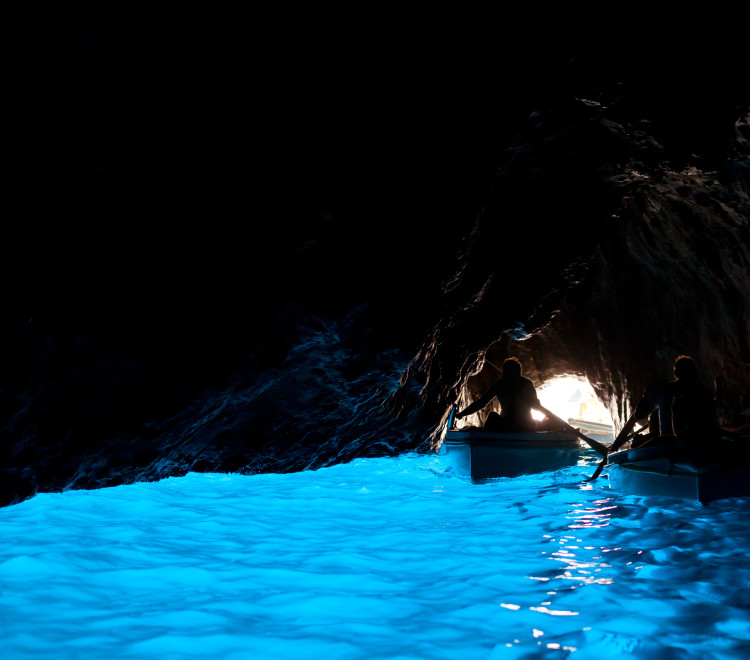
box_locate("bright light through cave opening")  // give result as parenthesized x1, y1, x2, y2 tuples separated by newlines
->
(532, 376, 613, 429)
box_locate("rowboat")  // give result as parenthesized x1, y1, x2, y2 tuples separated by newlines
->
(442, 428, 582, 481)
(606, 442, 750, 504)
(568, 417, 614, 441)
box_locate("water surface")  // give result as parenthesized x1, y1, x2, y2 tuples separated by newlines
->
(1, 452, 749, 658)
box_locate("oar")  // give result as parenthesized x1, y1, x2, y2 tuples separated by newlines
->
(537, 405, 609, 457)
(587, 422, 650, 481)
(587, 457, 608, 482)
(447, 405, 457, 431)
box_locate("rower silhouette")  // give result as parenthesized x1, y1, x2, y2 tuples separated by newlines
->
(613, 355, 719, 457)
(455, 357, 555, 433)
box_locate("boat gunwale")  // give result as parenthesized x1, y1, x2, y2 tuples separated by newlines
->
(607, 444, 729, 474)
(444, 429, 581, 450)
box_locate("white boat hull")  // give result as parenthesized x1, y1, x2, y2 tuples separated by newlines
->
(606, 444, 750, 504)
(443, 429, 582, 481)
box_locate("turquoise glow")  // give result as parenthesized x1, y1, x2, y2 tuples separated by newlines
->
(1, 453, 749, 658)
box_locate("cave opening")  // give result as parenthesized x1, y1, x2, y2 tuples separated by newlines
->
(453, 368, 615, 442)
(534, 376, 612, 427)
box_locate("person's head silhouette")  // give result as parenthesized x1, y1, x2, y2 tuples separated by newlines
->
(502, 357, 522, 379)
(674, 355, 697, 383)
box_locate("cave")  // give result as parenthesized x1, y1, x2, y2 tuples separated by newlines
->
(394, 100, 750, 453)
(2, 9, 749, 508)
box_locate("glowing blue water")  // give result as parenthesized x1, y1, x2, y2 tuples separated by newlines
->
(1, 452, 749, 659)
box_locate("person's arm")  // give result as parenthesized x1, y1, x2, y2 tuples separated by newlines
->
(456, 386, 496, 419)
(527, 382, 551, 420)
(530, 392, 545, 415)
(612, 414, 639, 449)
(611, 397, 654, 452)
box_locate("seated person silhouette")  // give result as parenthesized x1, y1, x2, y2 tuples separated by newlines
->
(615, 355, 719, 457)
(455, 357, 552, 433)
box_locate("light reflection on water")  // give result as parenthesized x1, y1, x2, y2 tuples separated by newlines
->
(0, 451, 749, 659)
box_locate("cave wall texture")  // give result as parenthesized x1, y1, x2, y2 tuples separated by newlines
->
(3, 7, 749, 506)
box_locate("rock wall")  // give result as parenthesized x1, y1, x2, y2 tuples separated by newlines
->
(396, 98, 750, 449)
(3, 10, 749, 506)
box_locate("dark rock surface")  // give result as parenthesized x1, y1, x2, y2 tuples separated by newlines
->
(3, 8, 749, 505)
(406, 110, 750, 446)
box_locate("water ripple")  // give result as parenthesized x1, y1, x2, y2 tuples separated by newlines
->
(1, 453, 749, 659)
